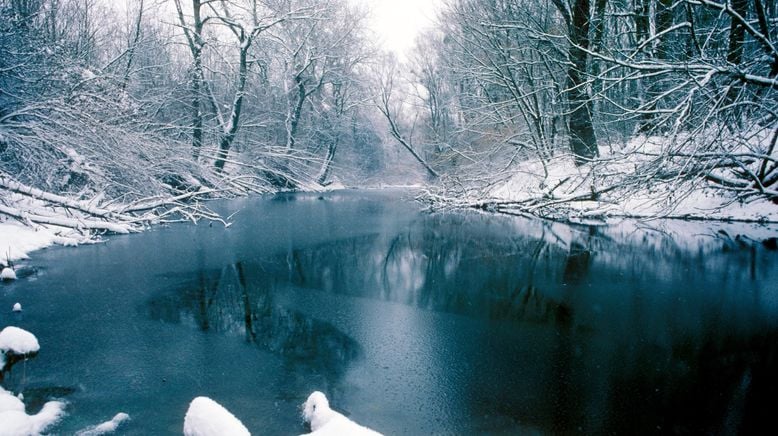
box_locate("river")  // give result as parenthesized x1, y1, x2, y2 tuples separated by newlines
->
(1, 190, 777, 434)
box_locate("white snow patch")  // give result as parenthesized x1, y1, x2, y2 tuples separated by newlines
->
(300, 391, 382, 436)
(183, 397, 250, 436)
(12, 303, 21, 312)
(0, 222, 70, 266)
(75, 412, 130, 435)
(1, 267, 16, 281)
(80, 68, 96, 80)
(322, 180, 347, 191)
(0, 387, 66, 436)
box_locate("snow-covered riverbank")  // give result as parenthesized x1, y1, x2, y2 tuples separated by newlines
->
(427, 134, 778, 223)
(0, 222, 85, 268)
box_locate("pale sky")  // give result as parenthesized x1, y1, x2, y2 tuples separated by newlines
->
(351, 0, 441, 58)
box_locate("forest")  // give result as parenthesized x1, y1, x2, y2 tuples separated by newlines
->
(1, 0, 776, 234)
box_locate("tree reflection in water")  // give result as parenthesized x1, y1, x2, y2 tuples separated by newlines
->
(288, 216, 577, 326)
(146, 262, 361, 387)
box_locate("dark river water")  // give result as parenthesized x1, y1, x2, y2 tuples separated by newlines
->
(1, 190, 778, 435)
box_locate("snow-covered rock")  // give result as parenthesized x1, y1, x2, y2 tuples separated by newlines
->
(75, 412, 130, 435)
(12, 303, 21, 312)
(0, 387, 66, 436)
(183, 397, 250, 436)
(300, 391, 382, 436)
(0, 326, 40, 371)
(0, 267, 16, 281)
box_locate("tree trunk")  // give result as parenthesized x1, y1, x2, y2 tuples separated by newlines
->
(286, 74, 306, 150)
(566, 0, 599, 165)
(637, 0, 673, 133)
(191, 47, 204, 160)
(120, 0, 144, 92)
(316, 139, 338, 185)
(725, 0, 748, 106)
(174, 0, 205, 160)
(214, 43, 250, 172)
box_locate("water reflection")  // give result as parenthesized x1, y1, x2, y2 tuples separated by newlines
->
(146, 262, 361, 385)
(133, 198, 778, 434)
(275, 213, 778, 433)
(288, 216, 580, 327)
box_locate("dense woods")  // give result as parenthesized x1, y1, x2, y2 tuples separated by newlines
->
(0, 0, 776, 231)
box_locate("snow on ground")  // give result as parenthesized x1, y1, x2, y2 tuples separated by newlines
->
(300, 391, 382, 436)
(0, 191, 97, 266)
(75, 412, 130, 436)
(0, 222, 60, 266)
(321, 179, 347, 191)
(0, 387, 66, 436)
(0, 326, 40, 371)
(183, 397, 250, 436)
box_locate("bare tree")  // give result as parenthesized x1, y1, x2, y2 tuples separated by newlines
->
(376, 55, 440, 179)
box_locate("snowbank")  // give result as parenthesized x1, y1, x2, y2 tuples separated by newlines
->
(0, 387, 66, 436)
(183, 397, 250, 436)
(0, 326, 40, 371)
(0, 221, 82, 267)
(300, 391, 382, 436)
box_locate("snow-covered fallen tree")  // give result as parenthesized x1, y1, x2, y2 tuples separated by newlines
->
(0, 170, 237, 239)
(419, 131, 778, 223)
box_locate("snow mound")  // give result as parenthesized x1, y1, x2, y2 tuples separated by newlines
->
(0, 267, 15, 281)
(76, 412, 130, 435)
(0, 326, 40, 370)
(12, 303, 21, 312)
(300, 391, 382, 436)
(0, 387, 66, 436)
(183, 397, 250, 436)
